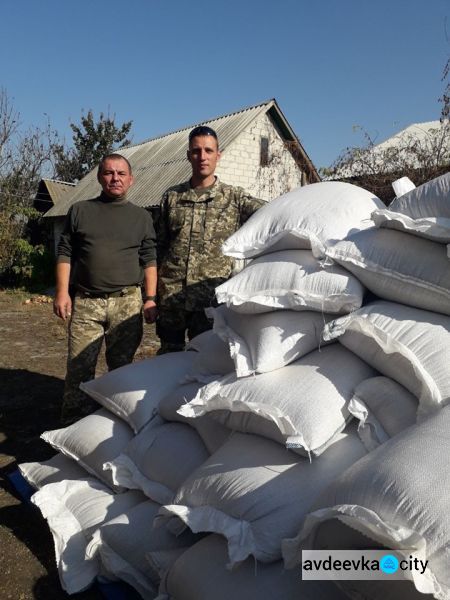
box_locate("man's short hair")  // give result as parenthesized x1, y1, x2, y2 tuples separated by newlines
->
(98, 153, 132, 175)
(188, 125, 218, 144)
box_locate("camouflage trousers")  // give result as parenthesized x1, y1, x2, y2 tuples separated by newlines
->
(61, 287, 143, 425)
(156, 302, 212, 354)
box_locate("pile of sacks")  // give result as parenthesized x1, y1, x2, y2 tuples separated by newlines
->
(19, 174, 450, 599)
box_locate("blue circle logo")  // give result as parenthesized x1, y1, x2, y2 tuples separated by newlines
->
(380, 554, 399, 574)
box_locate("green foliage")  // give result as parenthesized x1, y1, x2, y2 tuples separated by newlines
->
(1, 236, 53, 287)
(54, 109, 133, 182)
(0, 87, 59, 287)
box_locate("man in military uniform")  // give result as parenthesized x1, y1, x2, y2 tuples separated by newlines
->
(156, 126, 264, 353)
(54, 153, 157, 425)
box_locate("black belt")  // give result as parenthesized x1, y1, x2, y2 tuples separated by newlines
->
(77, 286, 139, 299)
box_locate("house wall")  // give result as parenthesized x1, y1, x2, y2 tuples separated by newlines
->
(215, 112, 303, 201)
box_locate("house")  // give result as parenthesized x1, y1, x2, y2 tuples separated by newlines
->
(329, 120, 449, 203)
(44, 99, 320, 249)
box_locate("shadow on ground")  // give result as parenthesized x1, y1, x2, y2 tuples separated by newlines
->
(0, 368, 64, 468)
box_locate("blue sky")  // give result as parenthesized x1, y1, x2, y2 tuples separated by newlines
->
(1, 0, 448, 169)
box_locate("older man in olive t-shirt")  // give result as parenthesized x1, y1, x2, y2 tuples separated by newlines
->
(54, 154, 157, 425)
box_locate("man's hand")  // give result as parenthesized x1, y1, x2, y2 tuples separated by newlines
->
(143, 300, 157, 324)
(54, 292, 72, 320)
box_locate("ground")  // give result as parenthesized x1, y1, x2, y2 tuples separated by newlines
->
(0, 290, 159, 599)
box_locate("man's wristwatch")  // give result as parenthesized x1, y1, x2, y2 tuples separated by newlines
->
(143, 295, 157, 302)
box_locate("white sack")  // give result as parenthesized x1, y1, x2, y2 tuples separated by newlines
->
(158, 534, 348, 600)
(392, 175, 416, 197)
(348, 376, 418, 450)
(324, 301, 450, 418)
(209, 304, 333, 376)
(41, 409, 134, 491)
(215, 249, 365, 315)
(104, 418, 209, 504)
(184, 329, 235, 382)
(179, 345, 376, 456)
(19, 452, 87, 490)
(80, 352, 196, 433)
(158, 383, 232, 454)
(222, 181, 382, 259)
(185, 330, 212, 351)
(326, 227, 450, 315)
(372, 172, 450, 242)
(282, 406, 450, 600)
(31, 479, 144, 594)
(86, 500, 198, 600)
(156, 426, 366, 567)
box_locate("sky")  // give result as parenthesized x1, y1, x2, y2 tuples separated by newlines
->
(1, 0, 448, 170)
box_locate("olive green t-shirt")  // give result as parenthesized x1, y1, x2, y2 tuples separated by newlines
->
(57, 195, 156, 293)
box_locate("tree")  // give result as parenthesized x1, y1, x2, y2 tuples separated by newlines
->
(439, 57, 449, 120)
(54, 110, 133, 183)
(0, 88, 58, 284)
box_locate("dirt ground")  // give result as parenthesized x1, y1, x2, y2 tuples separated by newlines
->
(0, 289, 159, 599)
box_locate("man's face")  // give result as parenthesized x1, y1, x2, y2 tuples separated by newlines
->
(97, 158, 134, 198)
(187, 135, 221, 181)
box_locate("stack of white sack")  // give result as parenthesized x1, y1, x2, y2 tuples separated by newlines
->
(156, 534, 349, 600)
(19, 351, 214, 597)
(161, 177, 450, 599)
(156, 425, 367, 566)
(136, 182, 385, 597)
(21, 177, 449, 598)
(325, 173, 450, 316)
(282, 405, 450, 600)
(275, 174, 450, 600)
(371, 172, 450, 258)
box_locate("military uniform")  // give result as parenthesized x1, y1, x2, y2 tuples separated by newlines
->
(156, 178, 264, 350)
(58, 194, 156, 424)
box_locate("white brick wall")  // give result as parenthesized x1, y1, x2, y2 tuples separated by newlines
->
(215, 113, 303, 201)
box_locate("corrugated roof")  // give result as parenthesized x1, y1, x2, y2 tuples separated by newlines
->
(35, 179, 75, 205)
(45, 99, 318, 216)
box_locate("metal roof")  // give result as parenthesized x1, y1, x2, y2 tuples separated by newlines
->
(45, 99, 319, 216)
(35, 179, 76, 205)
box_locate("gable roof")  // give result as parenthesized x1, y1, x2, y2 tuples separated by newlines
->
(34, 179, 75, 209)
(45, 99, 319, 217)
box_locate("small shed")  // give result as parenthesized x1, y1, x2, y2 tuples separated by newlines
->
(34, 179, 76, 253)
(34, 179, 76, 213)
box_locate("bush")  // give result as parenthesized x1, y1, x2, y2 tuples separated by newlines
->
(0, 238, 54, 289)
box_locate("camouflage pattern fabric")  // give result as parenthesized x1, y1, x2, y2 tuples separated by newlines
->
(61, 287, 143, 425)
(156, 179, 264, 344)
(156, 308, 213, 353)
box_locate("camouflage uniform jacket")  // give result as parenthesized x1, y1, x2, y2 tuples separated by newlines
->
(157, 179, 264, 311)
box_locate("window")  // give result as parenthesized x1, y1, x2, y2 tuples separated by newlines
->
(260, 136, 269, 167)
